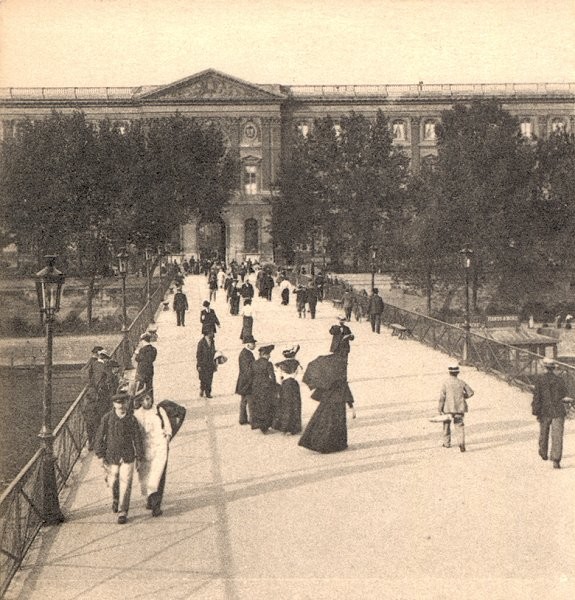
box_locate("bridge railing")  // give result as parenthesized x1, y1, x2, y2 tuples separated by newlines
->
(0, 270, 173, 597)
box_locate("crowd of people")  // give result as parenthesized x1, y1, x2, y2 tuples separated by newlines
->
(83, 257, 571, 525)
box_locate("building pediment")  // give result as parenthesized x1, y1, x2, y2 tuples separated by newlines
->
(138, 69, 285, 102)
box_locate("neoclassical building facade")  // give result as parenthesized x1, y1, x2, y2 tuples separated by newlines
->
(1, 69, 573, 263)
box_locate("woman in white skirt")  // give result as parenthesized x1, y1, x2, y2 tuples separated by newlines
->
(134, 389, 172, 516)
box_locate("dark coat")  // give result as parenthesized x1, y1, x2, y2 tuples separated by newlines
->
(94, 410, 143, 465)
(532, 371, 568, 418)
(200, 309, 220, 335)
(306, 287, 318, 307)
(196, 337, 216, 373)
(367, 294, 384, 315)
(240, 282, 254, 299)
(135, 344, 157, 383)
(329, 324, 354, 356)
(173, 291, 189, 311)
(235, 347, 255, 395)
(250, 358, 277, 430)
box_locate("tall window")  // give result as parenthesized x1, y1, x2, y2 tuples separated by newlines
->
(423, 120, 437, 140)
(551, 118, 566, 133)
(297, 123, 309, 138)
(244, 165, 258, 195)
(392, 120, 406, 141)
(244, 219, 259, 252)
(520, 120, 533, 138)
(333, 124, 342, 138)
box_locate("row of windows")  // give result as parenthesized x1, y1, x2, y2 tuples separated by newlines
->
(297, 116, 571, 141)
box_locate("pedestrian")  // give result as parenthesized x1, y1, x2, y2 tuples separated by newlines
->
(82, 345, 103, 386)
(367, 287, 385, 333)
(274, 345, 302, 435)
(229, 279, 241, 315)
(240, 298, 255, 342)
(217, 267, 226, 289)
(173, 286, 189, 326)
(299, 352, 355, 453)
(342, 288, 354, 322)
(196, 331, 216, 398)
(83, 349, 117, 451)
(208, 270, 218, 302)
(531, 358, 568, 469)
(295, 285, 307, 318)
(134, 387, 172, 517)
(438, 362, 474, 452)
(94, 392, 144, 524)
(306, 285, 318, 319)
(329, 316, 355, 362)
(250, 345, 277, 433)
(235, 334, 257, 425)
(135, 333, 157, 395)
(200, 300, 220, 336)
(240, 278, 254, 301)
(279, 277, 291, 305)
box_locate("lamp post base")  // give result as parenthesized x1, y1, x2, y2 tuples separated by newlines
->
(40, 447, 65, 525)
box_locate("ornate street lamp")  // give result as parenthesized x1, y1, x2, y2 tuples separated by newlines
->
(116, 249, 131, 368)
(144, 246, 154, 323)
(460, 246, 474, 363)
(370, 245, 378, 292)
(35, 255, 65, 525)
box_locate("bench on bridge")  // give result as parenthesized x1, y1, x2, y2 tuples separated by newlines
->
(390, 323, 412, 340)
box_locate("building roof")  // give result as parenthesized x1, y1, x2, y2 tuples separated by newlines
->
(483, 328, 559, 347)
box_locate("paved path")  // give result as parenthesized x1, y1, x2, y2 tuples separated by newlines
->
(7, 275, 575, 600)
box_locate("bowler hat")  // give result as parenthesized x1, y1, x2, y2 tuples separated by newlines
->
(91, 345, 104, 354)
(140, 333, 151, 342)
(111, 393, 129, 404)
(203, 300, 210, 307)
(282, 344, 300, 359)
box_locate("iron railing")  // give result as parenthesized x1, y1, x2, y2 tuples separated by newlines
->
(0, 270, 173, 597)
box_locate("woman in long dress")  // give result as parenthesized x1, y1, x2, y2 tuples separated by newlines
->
(298, 353, 355, 453)
(273, 345, 302, 435)
(239, 298, 254, 341)
(134, 389, 172, 516)
(249, 345, 277, 433)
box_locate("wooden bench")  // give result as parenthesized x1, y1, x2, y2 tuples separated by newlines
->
(390, 323, 412, 339)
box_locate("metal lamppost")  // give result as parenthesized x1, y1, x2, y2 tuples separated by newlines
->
(145, 246, 154, 323)
(117, 249, 131, 368)
(460, 246, 473, 363)
(35, 255, 65, 525)
(370, 245, 378, 292)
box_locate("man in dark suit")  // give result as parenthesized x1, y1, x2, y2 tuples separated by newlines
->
(200, 300, 220, 336)
(367, 287, 385, 333)
(196, 332, 216, 398)
(173, 287, 189, 326)
(329, 316, 355, 360)
(532, 358, 568, 469)
(235, 334, 257, 424)
(307, 286, 319, 319)
(135, 333, 157, 394)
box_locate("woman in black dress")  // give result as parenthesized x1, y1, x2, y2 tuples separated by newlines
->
(298, 353, 355, 453)
(273, 345, 302, 435)
(249, 345, 277, 433)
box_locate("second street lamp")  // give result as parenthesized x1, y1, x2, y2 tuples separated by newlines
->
(370, 245, 378, 292)
(117, 249, 131, 368)
(460, 246, 473, 363)
(35, 255, 66, 525)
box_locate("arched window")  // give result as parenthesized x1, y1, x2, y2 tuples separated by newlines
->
(520, 119, 533, 138)
(244, 219, 259, 252)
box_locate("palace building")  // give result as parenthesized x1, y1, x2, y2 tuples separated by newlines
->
(1, 69, 573, 263)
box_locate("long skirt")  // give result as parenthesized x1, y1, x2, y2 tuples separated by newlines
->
(250, 386, 276, 432)
(240, 315, 253, 341)
(299, 400, 348, 453)
(281, 288, 290, 305)
(273, 379, 302, 434)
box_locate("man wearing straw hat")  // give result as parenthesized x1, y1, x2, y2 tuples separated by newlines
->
(438, 362, 474, 452)
(532, 358, 568, 469)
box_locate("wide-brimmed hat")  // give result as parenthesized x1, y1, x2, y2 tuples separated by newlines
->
(140, 333, 151, 342)
(259, 344, 275, 354)
(91, 345, 104, 354)
(243, 334, 257, 344)
(282, 344, 300, 359)
(337, 315, 347, 322)
(98, 350, 111, 359)
(111, 392, 130, 404)
(542, 357, 557, 369)
(447, 362, 460, 373)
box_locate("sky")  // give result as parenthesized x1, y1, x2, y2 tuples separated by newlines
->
(0, 0, 574, 88)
